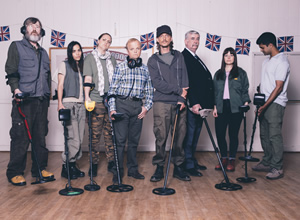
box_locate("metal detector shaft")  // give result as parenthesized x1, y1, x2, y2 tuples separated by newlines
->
(152, 104, 181, 196)
(110, 119, 122, 185)
(162, 105, 180, 190)
(203, 118, 230, 183)
(248, 106, 259, 156)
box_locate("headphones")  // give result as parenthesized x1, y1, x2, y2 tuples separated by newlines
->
(20, 17, 45, 37)
(127, 56, 142, 69)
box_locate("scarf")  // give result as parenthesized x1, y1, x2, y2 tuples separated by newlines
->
(92, 49, 114, 96)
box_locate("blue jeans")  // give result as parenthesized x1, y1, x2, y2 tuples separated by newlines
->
(184, 109, 203, 169)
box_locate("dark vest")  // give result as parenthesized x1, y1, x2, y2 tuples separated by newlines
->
(63, 61, 82, 99)
(15, 38, 50, 97)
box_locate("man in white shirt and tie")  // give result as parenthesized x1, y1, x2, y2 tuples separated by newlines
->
(182, 30, 214, 177)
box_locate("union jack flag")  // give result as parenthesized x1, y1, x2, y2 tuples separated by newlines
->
(0, 26, 10, 42)
(235, 38, 251, 55)
(51, 30, 66, 48)
(277, 36, 293, 52)
(140, 32, 154, 51)
(94, 39, 97, 49)
(205, 33, 221, 51)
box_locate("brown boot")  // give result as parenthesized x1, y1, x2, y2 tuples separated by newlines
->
(215, 158, 228, 170)
(226, 159, 235, 172)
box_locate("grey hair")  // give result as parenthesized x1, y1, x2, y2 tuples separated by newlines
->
(185, 30, 200, 39)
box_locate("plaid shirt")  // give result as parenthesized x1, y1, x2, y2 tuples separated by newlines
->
(108, 60, 154, 111)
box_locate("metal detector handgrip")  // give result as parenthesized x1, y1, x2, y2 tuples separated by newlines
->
(199, 109, 213, 118)
(83, 83, 95, 90)
(15, 92, 30, 100)
(239, 105, 250, 113)
(112, 113, 124, 119)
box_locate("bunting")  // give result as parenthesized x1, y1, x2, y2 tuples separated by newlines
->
(51, 30, 66, 48)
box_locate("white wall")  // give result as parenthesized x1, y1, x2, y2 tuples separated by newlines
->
(0, 0, 300, 152)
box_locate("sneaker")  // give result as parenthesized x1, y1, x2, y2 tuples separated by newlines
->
(252, 162, 271, 172)
(266, 168, 284, 180)
(9, 175, 26, 186)
(150, 165, 164, 182)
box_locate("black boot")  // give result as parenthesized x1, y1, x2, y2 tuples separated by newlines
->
(88, 164, 98, 177)
(107, 161, 115, 173)
(173, 165, 191, 181)
(150, 165, 164, 182)
(69, 162, 85, 178)
(61, 164, 77, 180)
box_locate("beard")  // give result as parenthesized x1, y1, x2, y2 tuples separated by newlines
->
(25, 32, 41, 42)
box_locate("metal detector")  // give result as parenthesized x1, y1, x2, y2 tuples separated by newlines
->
(106, 106, 133, 192)
(58, 109, 84, 196)
(15, 93, 56, 185)
(152, 104, 181, 196)
(237, 94, 264, 183)
(83, 82, 100, 191)
(84, 99, 101, 191)
(200, 108, 242, 191)
(236, 105, 258, 183)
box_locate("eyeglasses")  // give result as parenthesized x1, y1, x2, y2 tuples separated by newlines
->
(27, 23, 41, 30)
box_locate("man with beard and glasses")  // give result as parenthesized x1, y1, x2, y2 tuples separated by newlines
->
(147, 25, 190, 182)
(5, 17, 54, 186)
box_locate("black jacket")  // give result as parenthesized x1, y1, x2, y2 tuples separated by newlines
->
(182, 48, 214, 109)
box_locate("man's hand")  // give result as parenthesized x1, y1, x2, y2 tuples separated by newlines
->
(110, 110, 117, 120)
(181, 87, 189, 99)
(192, 104, 201, 115)
(213, 106, 218, 118)
(257, 105, 266, 116)
(177, 102, 186, 111)
(138, 106, 148, 119)
(14, 88, 22, 102)
(57, 103, 65, 111)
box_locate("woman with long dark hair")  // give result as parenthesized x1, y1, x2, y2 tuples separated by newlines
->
(57, 41, 85, 179)
(213, 47, 251, 172)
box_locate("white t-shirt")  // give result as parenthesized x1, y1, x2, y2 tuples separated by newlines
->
(58, 62, 84, 103)
(260, 53, 290, 107)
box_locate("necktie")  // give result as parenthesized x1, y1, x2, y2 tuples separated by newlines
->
(195, 55, 207, 71)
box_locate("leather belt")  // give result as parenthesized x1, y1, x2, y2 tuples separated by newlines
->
(117, 95, 142, 102)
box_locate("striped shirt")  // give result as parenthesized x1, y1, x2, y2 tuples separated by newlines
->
(108, 60, 154, 111)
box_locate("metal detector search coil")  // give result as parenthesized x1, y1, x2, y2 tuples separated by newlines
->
(85, 101, 95, 112)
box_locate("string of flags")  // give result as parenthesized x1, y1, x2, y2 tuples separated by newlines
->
(0, 25, 296, 54)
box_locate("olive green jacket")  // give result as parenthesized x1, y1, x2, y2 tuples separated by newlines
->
(213, 67, 251, 113)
